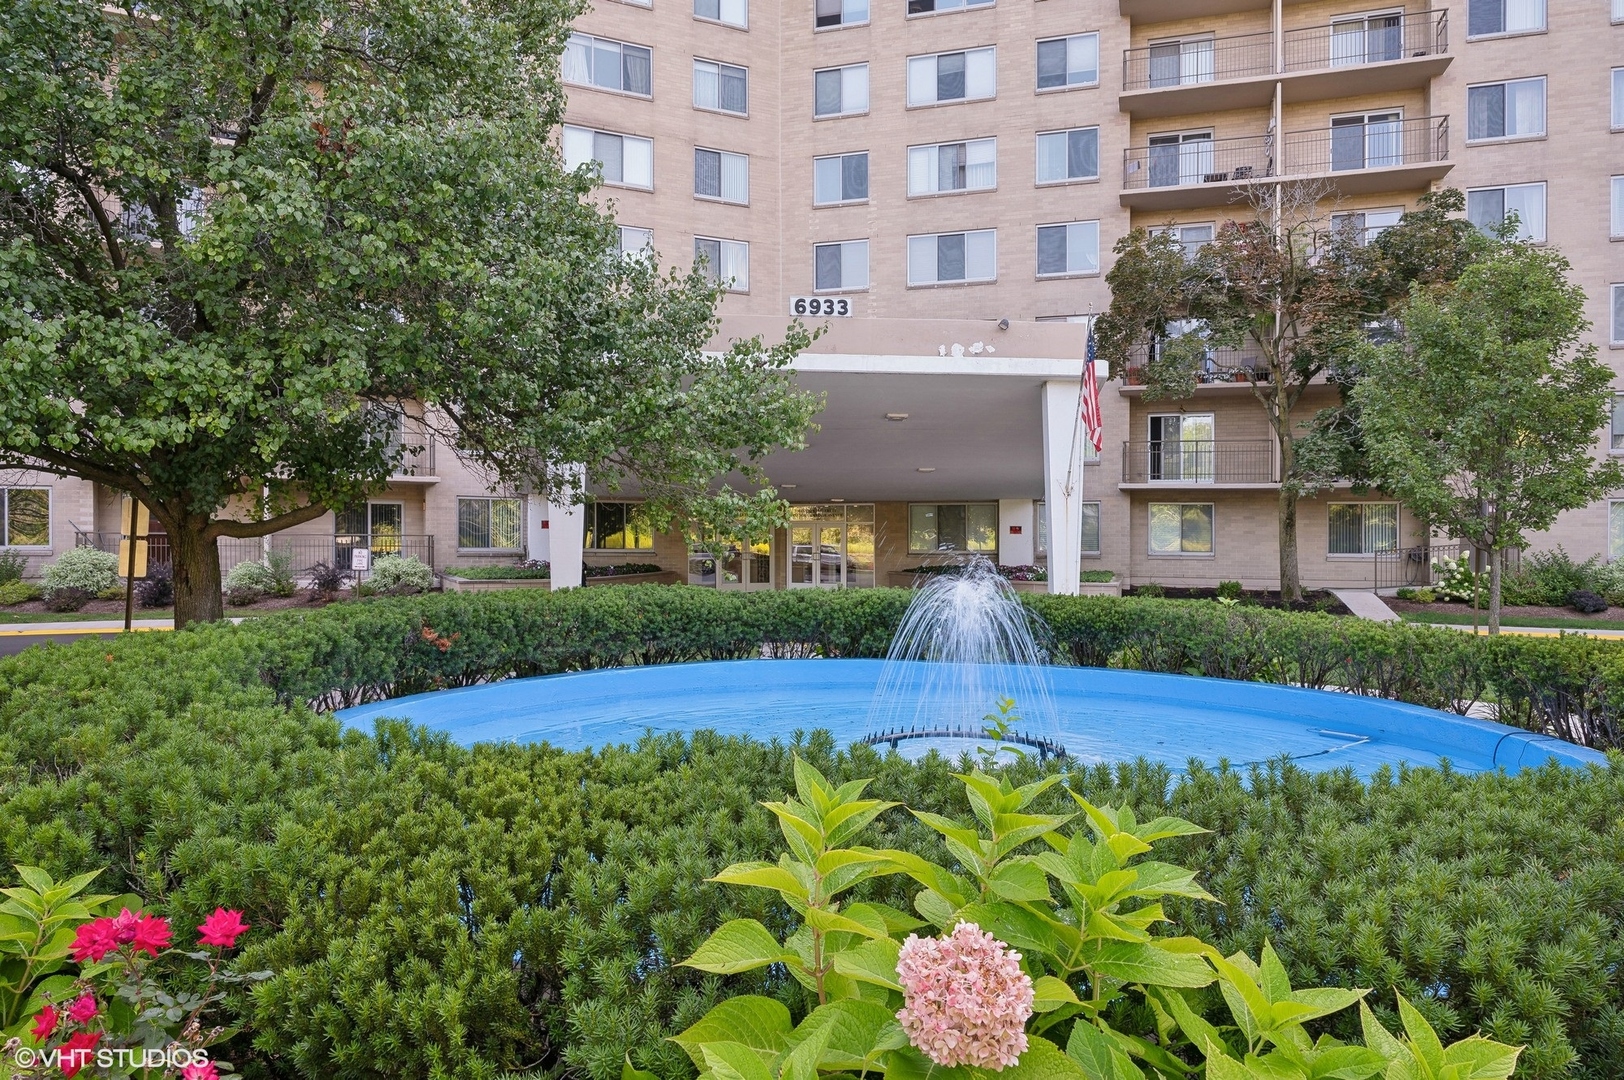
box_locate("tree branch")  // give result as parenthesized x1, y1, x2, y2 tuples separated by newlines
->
(205, 501, 330, 539)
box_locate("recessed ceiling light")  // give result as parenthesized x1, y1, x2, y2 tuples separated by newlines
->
(916, 467, 936, 473)
(830, 498, 845, 502)
(781, 484, 797, 489)
(885, 412, 909, 421)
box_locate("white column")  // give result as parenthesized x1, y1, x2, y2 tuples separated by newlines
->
(997, 499, 1035, 566)
(1041, 380, 1085, 595)
(545, 467, 586, 590)
(525, 495, 547, 562)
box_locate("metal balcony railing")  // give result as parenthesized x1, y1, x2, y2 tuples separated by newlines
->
(1282, 115, 1448, 176)
(388, 429, 436, 477)
(1121, 439, 1278, 485)
(74, 529, 172, 573)
(1122, 11, 1447, 91)
(1122, 133, 1275, 190)
(1121, 343, 1271, 385)
(1283, 10, 1447, 73)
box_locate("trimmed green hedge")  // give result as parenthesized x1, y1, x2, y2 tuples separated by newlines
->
(1, 589, 1623, 1079)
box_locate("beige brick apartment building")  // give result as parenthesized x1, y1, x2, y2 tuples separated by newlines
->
(7, 0, 1624, 593)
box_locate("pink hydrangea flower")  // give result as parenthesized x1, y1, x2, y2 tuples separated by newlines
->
(895, 921, 1035, 1071)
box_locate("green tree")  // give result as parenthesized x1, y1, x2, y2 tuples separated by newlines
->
(1095, 185, 1482, 602)
(1353, 244, 1623, 633)
(0, 0, 817, 626)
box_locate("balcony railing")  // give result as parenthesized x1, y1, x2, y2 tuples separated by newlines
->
(1121, 439, 1278, 485)
(1122, 115, 1447, 191)
(1122, 11, 1447, 91)
(388, 429, 436, 478)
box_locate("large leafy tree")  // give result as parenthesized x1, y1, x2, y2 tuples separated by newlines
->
(1094, 185, 1482, 601)
(1352, 245, 1623, 633)
(0, 0, 817, 625)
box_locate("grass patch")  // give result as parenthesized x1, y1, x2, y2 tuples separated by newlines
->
(1400, 610, 1624, 632)
(0, 610, 174, 624)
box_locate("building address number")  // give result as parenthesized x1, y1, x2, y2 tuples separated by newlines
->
(789, 296, 853, 317)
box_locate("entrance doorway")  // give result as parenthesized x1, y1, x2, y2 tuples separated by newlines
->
(688, 540, 774, 590)
(335, 501, 405, 571)
(787, 504, 875, 589)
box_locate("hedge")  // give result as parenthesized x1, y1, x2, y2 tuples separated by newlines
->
(1, 589, 1622, 1079)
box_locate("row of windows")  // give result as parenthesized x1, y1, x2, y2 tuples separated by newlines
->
(1149, 503, 1399, 557)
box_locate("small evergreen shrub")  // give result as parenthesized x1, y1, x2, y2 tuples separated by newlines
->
(1412, 586, 1436, 603)
(135, 563, 173, 608)
(1569, 589, 1609, 614)
(1078, 570, 1115, 583)
(41, 546, 120, 600)
(364, 554, 433, 595)
(582, 561, 663, 578)
(223, 560, 279, 606)
(42, 586, 92, 612)
(0, 548, 27, 584)
(266, 548, 298, 597)
(1216, 579, 1244, 601)
(445, 562, 551, 580)
(1134, 582, 1166, 598)
(0, 580, 41, 605)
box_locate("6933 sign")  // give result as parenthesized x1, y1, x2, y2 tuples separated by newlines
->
(789, 296, 853, 317)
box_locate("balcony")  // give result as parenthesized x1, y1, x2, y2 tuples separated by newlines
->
(388, 429, 439, 482)
(1120, 345, 1272, 393)
(1120, 11, 1449, 119)
(1120, 114, 1450, 211)
(1120, 439, 1279, 488)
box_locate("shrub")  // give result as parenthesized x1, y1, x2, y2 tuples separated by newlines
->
(266, 548, 298, 597)
(41, 547, 121, 600)
(95, 585, 127, 601)
(135, 563, 174, 609)
(1570, 589, 1609, 614)
(363, 554, 434, 595)
(0, 580, 41, 605)
(306, 560, 347, 598)
(1079, 570, 1115, 583)
(1431, 554, 1478, 602)
(583, 562, 664, 578)
(0, 547, 27, 584)
(1524, 547, 1595, 606)
(1134, 582, 1165, 598)
(445, 562, 551, 580)
(1216, 579, 1244, 600)
(1412, 586, 1436, 603)
(1394, 587, 1417, 600)
(42, 587, 92, 612)
(223, 560, 280, 606)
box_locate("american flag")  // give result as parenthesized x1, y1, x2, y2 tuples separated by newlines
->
(1079, 326, 1103, 454)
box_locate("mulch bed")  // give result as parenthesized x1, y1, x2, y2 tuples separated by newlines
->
(1386, 599, 1621, 622)
(1125, 587, 1352, 615)
(2, 589, 351, 616)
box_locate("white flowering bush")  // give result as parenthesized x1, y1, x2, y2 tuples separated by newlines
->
(1432, 553, 1479, 602)
(223, 560, 280, 605)
(367, 555, 433, 594)
(41, 547, 121, 599)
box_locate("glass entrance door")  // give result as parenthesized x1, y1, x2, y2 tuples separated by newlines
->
(688, 539, 774, 590)
(790, 524, 846, 588)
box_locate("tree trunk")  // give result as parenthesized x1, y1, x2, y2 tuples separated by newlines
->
(1488, 546, 1502, 635)
(171, 518, 225, 627)
(1276, 431, 1303, 603)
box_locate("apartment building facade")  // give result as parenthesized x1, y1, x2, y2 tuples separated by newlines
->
(7, 0, 1622, 592)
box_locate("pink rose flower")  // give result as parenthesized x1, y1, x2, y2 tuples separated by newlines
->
(130, 913, 172, 957)
(65, 994, 98, 1025)
(69, 918, 118, 964)
(895, 921, 1035, 1071)
(180, 1062, 220, 1080)
(59, 1031, 100, 1078)
(197, 908, 250, 949)
(30, 1004, 59, 1043)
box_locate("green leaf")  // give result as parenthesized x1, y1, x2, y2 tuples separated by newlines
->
(624, 1055, 661, 1080)
(712, 862, 809, 901)
(1032, 975, 1082, 1013)
(680, 920, 796, 974)
(670, 997, 794, 1069)
(1395, 994, 1445, 1075)
(830, 936, 902, 992)
(988, 859, 1052, 902)
(1090, 941, 1214, 988)
(997, 1035, 1092, 1080)
(700, 1042, 777, 1080)
(1437, 1036, 1521, 1080)
(1065, 1022, 1146, 1080)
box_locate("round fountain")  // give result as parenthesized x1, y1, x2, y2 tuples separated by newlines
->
(334, 567, 1607, 777)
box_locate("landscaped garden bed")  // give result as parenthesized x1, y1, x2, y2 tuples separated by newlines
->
(1126, 584, 1351, 614)
(2, 588, 1622, 1077)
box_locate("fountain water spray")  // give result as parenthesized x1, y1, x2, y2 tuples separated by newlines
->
(864, 558, 1066, 760)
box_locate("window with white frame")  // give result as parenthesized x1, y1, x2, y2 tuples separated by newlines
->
(1149, 503, 1213, 555)
(907, 138, 996, 195)
(1036, 33, 1100, 90)
(909, 0, 993, 11)
(1467, 0, 1545, 35)
(1614, 69, 1624, 129)
(1327, 503, 1398, 555)
(1467, 77, 1546, 140)
(1613, 284, 1624, 345)
(1330, 11, 1406, 65)
(814, 64, 869, 116)
(1612, 177, 1624, 238)
(909, 504, 997, 553)
(1615, 0, 1624, 22)
(813, 152, 869, 204)
(457, 497, 523, 550)
(907, 230, 996, 285)
(694, 0, 747, 27)
(1467, 183, 1546, 241)
(1330, 208, 1402, 246)
(1035, 127, 1099, 183)
(694, 148, 749, 203)
(813, 240, 868, 291)
(586, 502, 656, 550)
(1150, 222, 1215, 257)
(815, 0, 868, 27)
(1611, 394, 1624, 449)
(1036, 221, 1100, 278)
(562, 126, 654, 189)
(907, 48, 996, 106)
(563, 34, 653, 96)
(618, 226, 653, 258)
(693, 59, 748, 114)
(1035, 501, 1100, 554)
(695, 237, 749, 291)
(1146, 36, 1215, 87)
(1610, 501, 1624, 561)
(0, 488, 48, 547)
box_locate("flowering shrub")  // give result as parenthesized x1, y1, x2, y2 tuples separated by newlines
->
(896, 922, 1033, 1069)
(0, 865, 267, 1078)
(222, 560, 280, 605)
(1432, 553, 1479, 602)
(41, 547, 121, 601)
(365, 554, 434, 594)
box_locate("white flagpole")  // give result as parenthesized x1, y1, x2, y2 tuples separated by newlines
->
(1063, 310, 1094, 499)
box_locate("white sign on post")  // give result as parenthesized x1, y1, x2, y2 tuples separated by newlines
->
(351, 548, 371, 572)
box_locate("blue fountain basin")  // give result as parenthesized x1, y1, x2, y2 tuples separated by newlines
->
(332, 659, 1606, 778)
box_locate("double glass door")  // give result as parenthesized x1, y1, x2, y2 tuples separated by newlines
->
(1148, 414, 1215, 483)
(336, 502, 403, 570)
(688, 540, 774, 590)
(1330, 111, 1402, 171)
(787, 505, 875, 588)
(1148, 131, 1214, 187)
